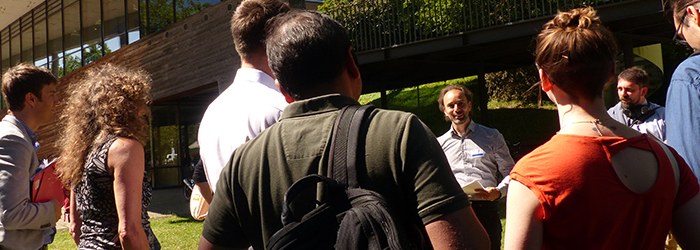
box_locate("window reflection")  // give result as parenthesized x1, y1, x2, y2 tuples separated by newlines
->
(176, 0, 217, 21)
(149, 0, 175, 34)
(141, 0, 220, 36)
(104, 0, 127, 53)
(64, 0, 82, 74)
(47, 0, 63, 77)
(127, 0, 140, 43)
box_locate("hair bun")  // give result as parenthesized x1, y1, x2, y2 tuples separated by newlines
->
(551, 7, 600, 31)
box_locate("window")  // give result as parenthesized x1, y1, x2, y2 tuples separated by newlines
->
(176, 0, 218, 21)
(151, 105, 183, 188)
(147, 0, 174, 34)
(64, 0, 82, 74)
(127, 0, 140, 43)
(82, 0, 103, 65)
(21, 14, 33, 63)
(10, 22, 20, 67)
(104, 0, 127, 53)
(47, 0, 63, 76)
(34, 6, 48, 68)
(1, 29, 10, 75)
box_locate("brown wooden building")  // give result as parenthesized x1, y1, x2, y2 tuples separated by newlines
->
(0, 0, 309, 188)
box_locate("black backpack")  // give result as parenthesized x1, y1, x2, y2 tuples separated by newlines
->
(267, 105, 418, 250)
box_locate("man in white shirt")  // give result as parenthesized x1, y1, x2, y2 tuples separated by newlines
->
(198, 0, 290, 196)
(437, 85, 514, 250)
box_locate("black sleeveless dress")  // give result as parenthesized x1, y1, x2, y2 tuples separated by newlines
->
(74, 135, 160, 249)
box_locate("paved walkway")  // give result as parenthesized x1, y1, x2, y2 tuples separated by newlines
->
(57, 187, 190, 230)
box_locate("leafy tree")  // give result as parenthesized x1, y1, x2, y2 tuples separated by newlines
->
(319, 0, 620, 50)
(319, 0, 407, 51)
(141, 0, 214, 35)
(485, 66, 540, 104)
(176, 0, 213, 22)
(61, 43, 112, 76)
(319, 0, 618, 104)
(412, 0, 465, 35)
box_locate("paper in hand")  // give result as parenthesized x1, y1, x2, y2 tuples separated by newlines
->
(461, 180, 485, 195)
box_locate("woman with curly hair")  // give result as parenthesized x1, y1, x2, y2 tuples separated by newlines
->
(56, 64, 160, 249)
(503, 7, 700, 249)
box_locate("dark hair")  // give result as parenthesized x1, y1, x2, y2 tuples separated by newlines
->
(438, 85, 473, 112)
(671, 0, 699, 24)
(535, 7, 617, 102)
(2, 63, 58, 111)
(266, 10, 351, 99)
(618, 66, 649, 87)
(230, 0, 290, 60)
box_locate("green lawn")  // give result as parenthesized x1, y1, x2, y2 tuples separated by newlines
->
(49, 80, 550, 249)
(51, 215, 204, 249)
(359, 79, 559, 161)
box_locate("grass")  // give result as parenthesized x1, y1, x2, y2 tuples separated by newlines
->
(51, 215, 204, 249)
(359, 77, 559, 161)
(487, 99, 556, 110)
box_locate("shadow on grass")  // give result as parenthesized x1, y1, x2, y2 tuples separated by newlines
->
(165, 216, 200, 224)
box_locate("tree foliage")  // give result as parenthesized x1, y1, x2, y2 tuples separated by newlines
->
(61, 43, 112, 76)
(319, 0, 615, 50)
(140, 0, 213, 35)
(319, 0, 615, 104)
(319, 0, 407, 51)
(485, 66, 540, 104)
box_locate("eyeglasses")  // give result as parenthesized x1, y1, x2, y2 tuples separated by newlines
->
(673, 12, 688, 45)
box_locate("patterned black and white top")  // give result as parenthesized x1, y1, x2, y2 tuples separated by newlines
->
(74, 135, 160, 249)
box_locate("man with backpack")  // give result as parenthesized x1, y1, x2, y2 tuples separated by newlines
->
(198, 10, 489, 250)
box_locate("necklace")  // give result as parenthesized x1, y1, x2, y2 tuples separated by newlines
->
(561, 119, 604, 136)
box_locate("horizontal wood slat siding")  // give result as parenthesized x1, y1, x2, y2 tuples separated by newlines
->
(34, 0, 242, 160)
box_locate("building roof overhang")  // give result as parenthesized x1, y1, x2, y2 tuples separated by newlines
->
(0, 0, 43, 30)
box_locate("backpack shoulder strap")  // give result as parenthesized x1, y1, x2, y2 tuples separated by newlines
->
(328, 105, 374, 188)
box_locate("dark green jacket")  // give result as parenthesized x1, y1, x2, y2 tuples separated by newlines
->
(203, 94, 469, 249)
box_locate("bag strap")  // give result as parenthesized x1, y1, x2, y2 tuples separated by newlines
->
(651, 139, 680, 194)
(328, 105, 373, 188)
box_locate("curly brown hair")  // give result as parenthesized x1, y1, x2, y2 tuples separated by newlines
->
(56, 64, 152, 187)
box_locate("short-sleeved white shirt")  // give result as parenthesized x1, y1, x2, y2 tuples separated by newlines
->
(198, 68, 287, 192)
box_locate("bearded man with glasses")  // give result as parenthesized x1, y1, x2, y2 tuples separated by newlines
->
(665, 3, 700, 247)
(667, 0, 700, 183)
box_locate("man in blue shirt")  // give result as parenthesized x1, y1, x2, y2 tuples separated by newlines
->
(608, 67, 665, 141)
(666, 0, 700, 182)
(437, 85, 514, 250)
(667, 52, 700, 182)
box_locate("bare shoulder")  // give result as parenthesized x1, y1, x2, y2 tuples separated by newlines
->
(108, 137, 145, 171)
(109, 137, 144, 153)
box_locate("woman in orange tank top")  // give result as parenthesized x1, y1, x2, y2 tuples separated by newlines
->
(504, 7, 700, 249)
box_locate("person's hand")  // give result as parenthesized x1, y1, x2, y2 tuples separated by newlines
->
(69, 220, 81, 245)
(473, 187, 501, 201)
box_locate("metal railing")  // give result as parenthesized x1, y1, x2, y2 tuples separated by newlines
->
(319, 0, 634, 52)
